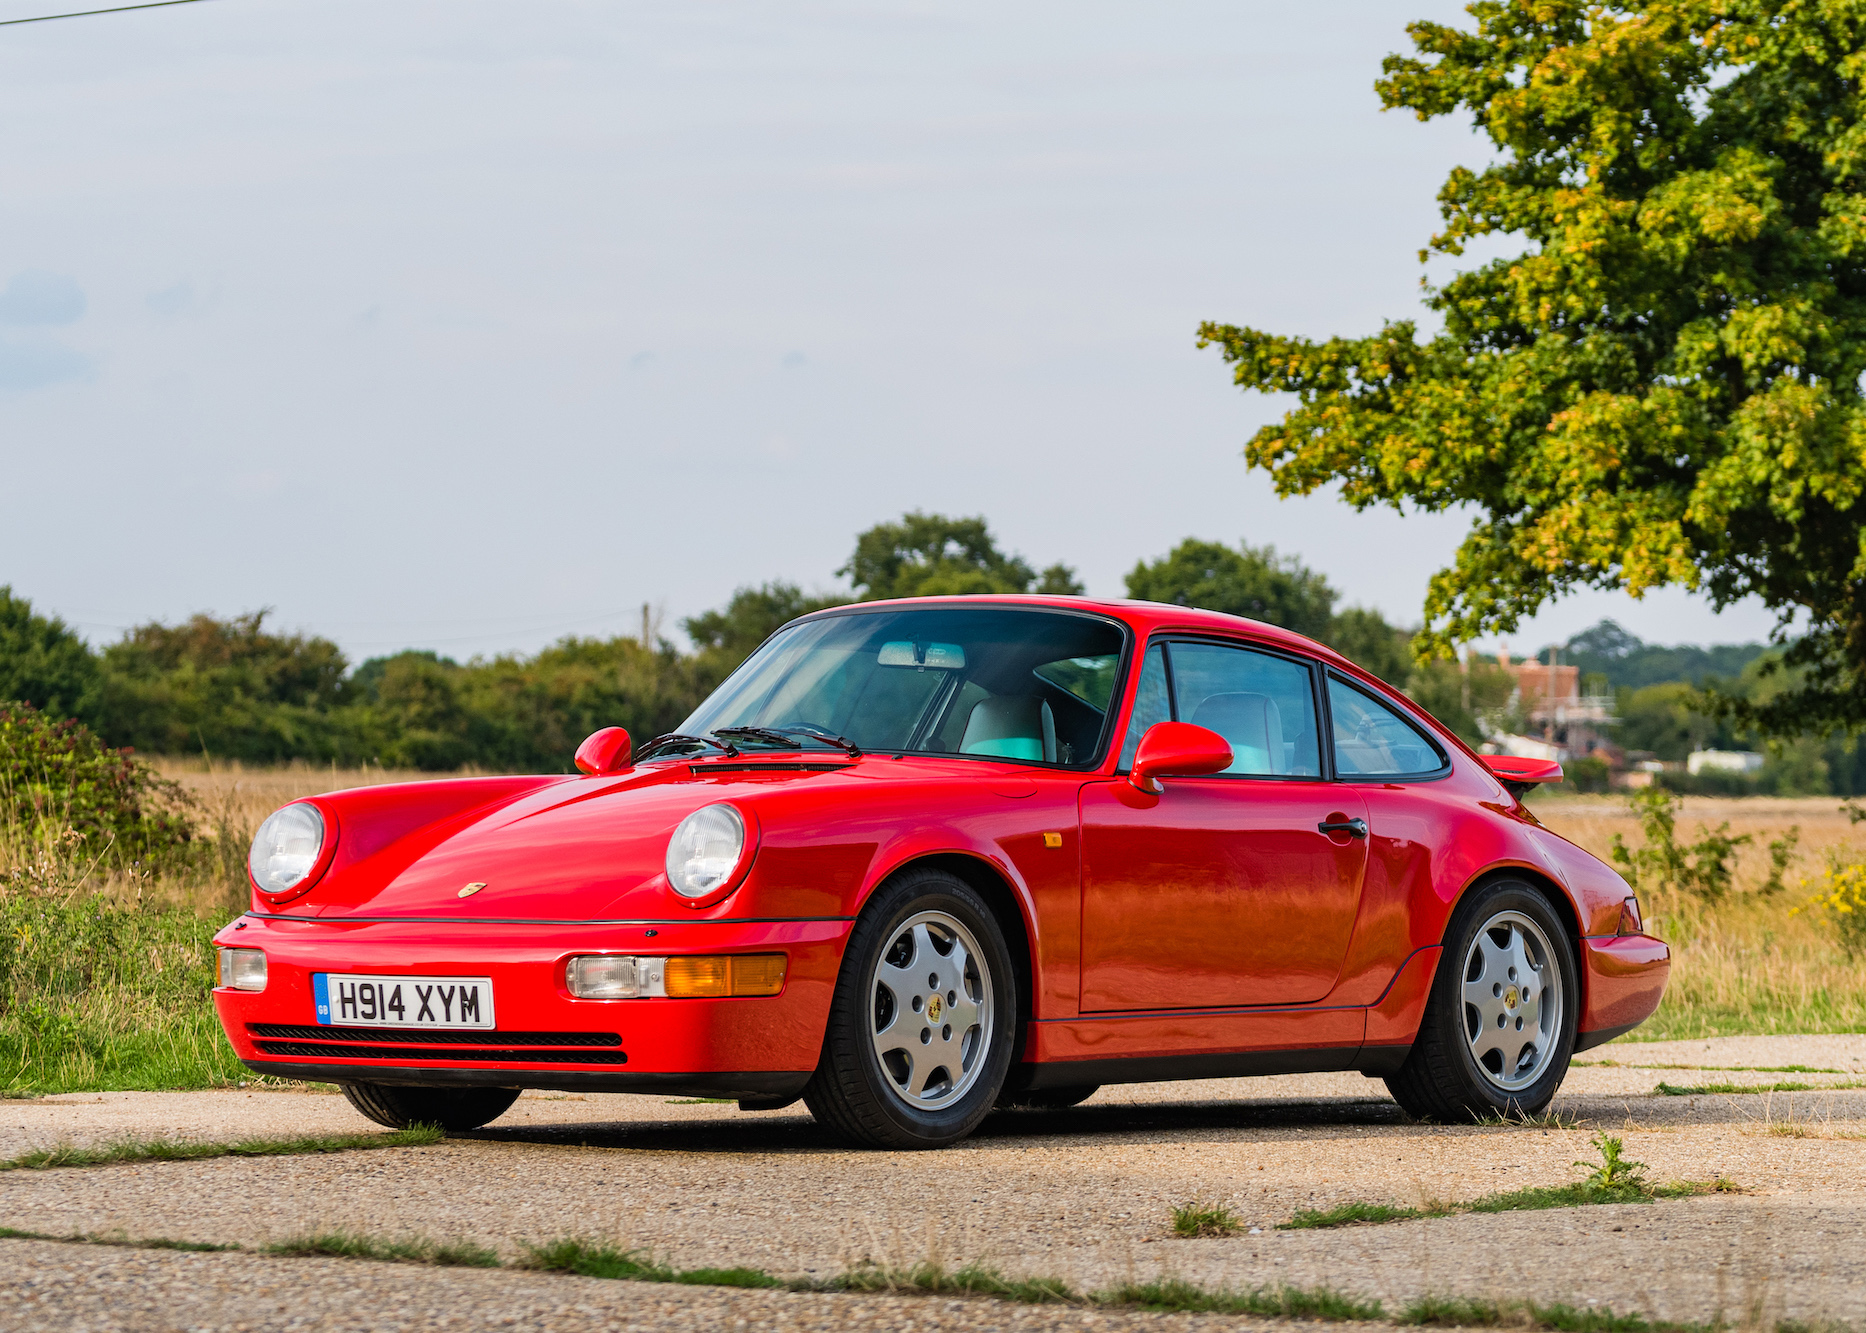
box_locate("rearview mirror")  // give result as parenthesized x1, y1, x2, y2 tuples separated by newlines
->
(575, 727, 633, 776)
(1130, 722, 1232, 793)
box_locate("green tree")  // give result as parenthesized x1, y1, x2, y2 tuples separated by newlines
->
(1323, 605, 1413, 685)
(1125, 538, 1337, 640)
(683, 582, 846, 664)
(840, 512, 1083, 601)
(95, 612, 349, 762)
(0, 588, 99, 722)
(1199, 1, 1866, 734)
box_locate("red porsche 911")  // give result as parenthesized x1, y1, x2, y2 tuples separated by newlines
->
(211, 596, 1668, 1148)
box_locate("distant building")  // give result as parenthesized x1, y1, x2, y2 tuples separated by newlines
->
(1688, 749, 1764, 776)
(1493, 649, 1615, 762)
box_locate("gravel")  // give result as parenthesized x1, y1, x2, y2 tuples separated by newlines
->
(3, 1035, 1864, 1329)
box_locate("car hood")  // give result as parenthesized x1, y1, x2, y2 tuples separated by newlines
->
(290, 755, 959, 922)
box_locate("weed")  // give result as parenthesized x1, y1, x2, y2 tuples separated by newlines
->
(0, 1224, 240, 1252)
(263, 1232, 499, 1268)
(0, 1124, 441, 1171)
(1576, 1133, 1645, 1191)
(1283, 1201, 1436, 1229)
(1170, 1199, 1243, 1237)
(1107, 1278, 1384, 1321)
(663, 1098, 733, 1105)
(1652, 1080, 1861, 1096)
(1401, 1295, 1698, 1331)
(834, 1262, 1074, 1303)
(1474, 1106, 1583, 1129)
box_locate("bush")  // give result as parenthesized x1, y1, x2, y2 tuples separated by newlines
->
(0, 702, 195, 875)
(1795, 855, 1866, 959)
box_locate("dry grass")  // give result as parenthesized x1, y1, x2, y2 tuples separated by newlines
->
(1532, 795, 1866, 1039)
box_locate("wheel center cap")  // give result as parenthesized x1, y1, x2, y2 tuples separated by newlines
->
(927, 994, 943, 1022)
(1504, 985, 1519, 1010)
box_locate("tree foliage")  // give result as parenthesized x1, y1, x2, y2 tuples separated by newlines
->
(1200, 0, 1866, 734)
(840, 511, 1082, 600)
(0, 588, 98, 723)
(682, 581, 845, 663)
(1124, 539, 1339, 641)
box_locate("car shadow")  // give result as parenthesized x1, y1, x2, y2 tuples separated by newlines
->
(462, 1094, 1410, 1154)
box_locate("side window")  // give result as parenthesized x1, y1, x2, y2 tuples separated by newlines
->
(1117, 644, 1171, 769)
(1327, 676, 1447, 778)
(1168, 642, 1321, 777)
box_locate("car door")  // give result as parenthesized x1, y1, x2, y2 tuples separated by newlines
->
(1079, 638, 1370, 1011)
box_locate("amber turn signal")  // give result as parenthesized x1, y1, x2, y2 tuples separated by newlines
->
(663, 954, 786, 998)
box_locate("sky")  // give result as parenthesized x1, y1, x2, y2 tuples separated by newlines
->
(0, 0, 1785, 665)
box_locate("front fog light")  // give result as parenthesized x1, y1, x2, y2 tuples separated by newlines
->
(217, 948, 267, 991)
(567, 955, 642, 998)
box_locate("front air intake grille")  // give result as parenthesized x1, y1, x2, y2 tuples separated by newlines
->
(252, 1039, 629, 1065)
(249, 1024, 620, 1047)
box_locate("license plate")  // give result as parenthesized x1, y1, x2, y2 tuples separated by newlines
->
(313, 973, 495, 1029)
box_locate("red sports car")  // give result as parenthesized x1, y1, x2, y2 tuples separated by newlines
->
(212, 596, 1668, 1148)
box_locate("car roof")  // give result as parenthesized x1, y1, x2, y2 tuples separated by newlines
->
(791, 594, 1361, 674)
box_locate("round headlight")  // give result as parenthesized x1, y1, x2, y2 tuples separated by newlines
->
(665, 803, 747, 899)
(249, 803, 326, 895)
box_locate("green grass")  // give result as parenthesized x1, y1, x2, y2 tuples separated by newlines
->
(519, 1239, 784, 1289)
(1107, 1278, 1385, 1320)
(264, 1231, 500, 1268)
(1577, 1060, 1845, 1073)
(0, 892, 248, 1095)
(1283, 1135, 1734, 1230)
(0, 1224, 240, 1252)
(0, 1124, 442, 1172)
(1170, 1199, 1243, 1237)
(1656, 1080, 1865, 1096)
(1401, 1294, 1741, 1333)
(832, 1262, 1075, 1303)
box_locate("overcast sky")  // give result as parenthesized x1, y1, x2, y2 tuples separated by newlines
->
(0, 0, 1782, 664)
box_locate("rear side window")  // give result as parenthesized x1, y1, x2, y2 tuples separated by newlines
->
(1327, 676, 1447, 778)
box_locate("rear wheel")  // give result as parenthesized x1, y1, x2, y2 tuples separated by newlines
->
(341, 1082, 521, 1132)
(1385, 879, 1577, 1122)
(804, 867, 1015, 1148)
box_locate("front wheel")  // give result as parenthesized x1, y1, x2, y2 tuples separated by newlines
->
(1385, 879, 1578, 1122)
(804, 867, 1016, 1148)
(341, 1082, 520, 1131)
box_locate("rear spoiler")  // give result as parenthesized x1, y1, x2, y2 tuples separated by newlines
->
(1481, 755, 1564, 800)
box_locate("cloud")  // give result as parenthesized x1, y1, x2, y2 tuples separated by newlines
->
(0, 339, 94, 391)
(0, 271, 86, 326)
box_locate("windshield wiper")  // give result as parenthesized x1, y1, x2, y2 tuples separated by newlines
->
(712, 725, 863, 758)
(635, 732, 741, 760)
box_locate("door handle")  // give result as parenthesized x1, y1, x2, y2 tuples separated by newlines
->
(1317, 817, 1368, 839)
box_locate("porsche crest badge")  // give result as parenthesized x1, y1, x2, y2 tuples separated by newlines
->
(458, 882, 488, 898)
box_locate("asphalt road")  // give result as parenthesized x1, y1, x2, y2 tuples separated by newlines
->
(3, 1034, 1864, 1332)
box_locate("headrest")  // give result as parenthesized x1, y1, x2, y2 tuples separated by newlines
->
(1188, 691, 1284, 774)
(959, 696, 1057, 763)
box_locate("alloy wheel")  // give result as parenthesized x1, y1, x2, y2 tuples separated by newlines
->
(1460, 908, 1564, 1093)
(869, 910, 993, 1111)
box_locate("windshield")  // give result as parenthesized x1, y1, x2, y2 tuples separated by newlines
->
(672, 606, 1127, 767)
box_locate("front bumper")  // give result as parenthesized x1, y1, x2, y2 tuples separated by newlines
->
(211, 913, 848, 1094)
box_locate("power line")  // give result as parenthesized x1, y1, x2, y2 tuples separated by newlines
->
(0, 0, 213, 26)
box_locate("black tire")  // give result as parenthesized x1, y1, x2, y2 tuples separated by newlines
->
(998, 1084, 1099, 1110)
(341, 1082, 521, 1132)
(803, 866, 1017, 1149)
(1385, 878, 1579, 1122)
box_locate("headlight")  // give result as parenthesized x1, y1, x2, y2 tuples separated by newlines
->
(249, 803, 326, 895)
(665, 803, 746, 899)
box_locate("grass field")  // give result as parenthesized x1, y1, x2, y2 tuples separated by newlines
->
(1, 762, 1862, 1095)
(1530, 794, 1866, 1039)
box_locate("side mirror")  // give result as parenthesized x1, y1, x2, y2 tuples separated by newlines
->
(1130, 722, 1233, 793)
(575, 727, 633, 776)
